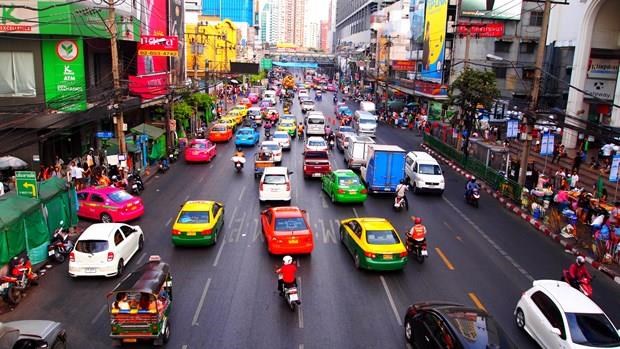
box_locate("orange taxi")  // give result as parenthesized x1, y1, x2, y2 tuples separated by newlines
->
(208, 123, 233, 142)
(260, 206, 314, 255)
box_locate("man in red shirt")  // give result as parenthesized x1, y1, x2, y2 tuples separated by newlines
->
(275, 255, 297, 295)
(567, 255, 591, 289)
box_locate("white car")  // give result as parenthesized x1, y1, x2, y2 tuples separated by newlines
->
(298, 90, 309, 101)
(69, 223, 144, 277)
(248, 107, 262, 125)
(305, 136, 328, 152)
(272, 131, 291, 150)
(259, 166, 292, 203)
(515, 280, 620, 349)
(261, 141, 283, 164)
(301, 100, 315, 113)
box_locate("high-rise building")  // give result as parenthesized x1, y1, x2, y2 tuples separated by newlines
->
(320, 20, 329, 52)
(335, 0, 396, 47)
(281, 0, 304, 46)
(201, 0, 255, 25)
(304, 21, 320, 49)
(258, 0, 285, 45)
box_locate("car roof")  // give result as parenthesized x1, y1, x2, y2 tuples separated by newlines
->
(80, 186, 120, 195)
(273, 131, 289, 135)
(357, 217, 393, 230)
(80, 223, 124, 240)
(270, 206, 304, 217)
(237, 127, 255, 132)
(263, 166, 289, 175)
(4, 320, 62, 342)
(371, 144, 405, 152)
(532, 280, 604, 314)
(333, 169, 357, 177)
(307, 136, 325, 142)
(350, 135, 375, 143)
(211, 123, 228, 128)
(261, 140, 280, 146)
(181, 200, 215, 211)
(407, 151, 439, 163)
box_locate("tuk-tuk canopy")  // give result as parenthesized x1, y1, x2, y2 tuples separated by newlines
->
(110, 259, 170, 295)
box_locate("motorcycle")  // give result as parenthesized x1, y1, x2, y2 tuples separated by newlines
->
(465, 188, 480, 207)
(394, 196, 406, 211)
(127, 171, 144, 195)
(281, 282, 301, 311)
(47, 221, 74, 263)
(0, 256, 38, 305)
(168, 147, 179, 163)
(159, 158, 170, 173)
(406, 237, 428, 264)
(231, 156, 246, 173)
(328, 138, 335, 150)
(333, 96, 338, 105)
(561, 270, 593, 297)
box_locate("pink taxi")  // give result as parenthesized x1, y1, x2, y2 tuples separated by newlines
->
(77, 186, 144, 223)
(185, 139, 217, 163)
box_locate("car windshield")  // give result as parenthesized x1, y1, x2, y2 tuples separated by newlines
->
(262, 144, 280, 151)
(366, 230, 400, 245)
(339, 127, 354, 133)
(303, 101, 314, 106)
(191, 143, 206, 149)
(238, 130, 252, 135)
(263, 174, 286, 184)
(308, 118, 324, 125)
(108, 191, 133, 203)
(275, 217, 307, 231)
(419, 164, 442, 175)
(338, 177, 360, 186)
(566, 313, 620, 347)
(360, 118, 376, 124)
(75, 240, 109, 254)
(177, 211, 210, 224)
(212, 126, 226, 132)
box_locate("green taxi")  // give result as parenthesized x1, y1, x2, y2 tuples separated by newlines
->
(321, 170, 368, 203)
(278, 119, 297, 138)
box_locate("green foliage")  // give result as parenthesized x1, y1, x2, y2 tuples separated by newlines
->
(249, 70, 267, 85)
(449, 67, 499, 123)
(173, 101, 193, 130)
(188, 93, 214, 111)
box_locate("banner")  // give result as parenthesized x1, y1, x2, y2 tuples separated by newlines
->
(460, 0, 523, 20)
(42, 38, 87, 112)
(169, 0, 185, 80)
(138, 0, 169, 75)
(0, 0, 39, 33)
(587, 58, 619, 80)
(610, 155, 620, 183)
(391, 60, 416, 72)
(506, 119, 519, 138)
(540, 132, 554, 156)
(421, 0, 448, 82)
(457, 22, 504, 38)
(128, 72, 169, 100)
(138, 36, 179, 56)
(409, 0, 425, 49)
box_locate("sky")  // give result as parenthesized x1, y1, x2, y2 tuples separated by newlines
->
(306, 0, 330, 23)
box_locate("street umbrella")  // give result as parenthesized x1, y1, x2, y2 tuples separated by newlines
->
(230, 79, 240, 84)
(0, 156, 28, 170)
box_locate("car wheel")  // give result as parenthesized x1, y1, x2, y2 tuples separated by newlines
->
(163, 322, 171, 343)
(138, 236, 144, 251)
(354, 253, 361, 269)
(404, 319, 414, 343)
(116, 259, 124, 276)
(515, 308, 525, 330)
(101, 213, 113, 223)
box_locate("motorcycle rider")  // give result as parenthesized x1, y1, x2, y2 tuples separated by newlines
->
(327, 131, 336, 148)
(234, 147, 245, 158)
(297, 122, 305, 140)
(406, 217, 427, 251)
(275, 255, 297, 295)
(333, 94, 338, 104)
(465, 177, 480, 200)
(395, 179, 409, 210)
(566, 255, 592, 289)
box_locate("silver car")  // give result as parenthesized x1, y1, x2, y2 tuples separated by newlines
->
(0, 320, 67, 349)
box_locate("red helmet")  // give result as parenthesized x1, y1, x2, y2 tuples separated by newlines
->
(414, 217, 421, 224)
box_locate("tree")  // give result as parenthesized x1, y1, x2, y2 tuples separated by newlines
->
(449, 67, 499, 158)
(172, 101, 193, 137)
(188, 93, 215, 123)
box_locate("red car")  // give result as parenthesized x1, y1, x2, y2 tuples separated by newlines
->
(77, 186, 144, 223)
(261, 207, 314, 255)
(303, 150, 331, 178)
(207, 123, 233, 143)
(248, 93, 259, 104)
(185, 139, 217, 163)
(240, 97, 252, 108)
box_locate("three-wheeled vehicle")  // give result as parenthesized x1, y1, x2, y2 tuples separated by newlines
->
(254, 150, 275, 179)
(107, 256, 172, 346)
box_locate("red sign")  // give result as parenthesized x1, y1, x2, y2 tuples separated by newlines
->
(128, 72, 169, 100)
(391, 60, 416, 72)
(138, 36, 179, 57)
(456, 23, 504, 38)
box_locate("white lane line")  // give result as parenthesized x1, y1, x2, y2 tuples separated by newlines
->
(212, 240, 226, 267)
(238, 185, 247, 201)
(184, 194, 190, 201)
(380, 275, 402, 326)
(199, 175, 205, 183)
(297, 276, 304, 329)
(321, 192, 329, 208)
(299, 345, 304, 349)
(182, 345, 188, 349)
(209, 164, 214, 168)
(135, 253, 146, 265)
(227, 206, 239, 230)
(91, 304, 107, 325)
(192, 278, 212, 326)
(352, 207, 359, 218)
(442, 197, 534, 281)
(165, 217, 173, 227)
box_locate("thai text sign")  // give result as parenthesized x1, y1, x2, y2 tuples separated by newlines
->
(391, 60, 416, 72)
(456, 22, 504, 37)
(138, 36, 179, 57)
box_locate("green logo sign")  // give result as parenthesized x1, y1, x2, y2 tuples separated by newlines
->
(15, 171, 38, 198)
(260, 58, 272, 71)
(42, 38, 86, 112)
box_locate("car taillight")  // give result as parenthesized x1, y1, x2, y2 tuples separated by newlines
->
(259, 181, 264, 191)
(107, 252, 114, 262)
(338, 189, 345, 194)
(69, 252, 75, 262)
(172, 229, 181, 236)
(399, 251, 408, 258)
(364, 251, 376, 259)
(201, 229, 212, 235)
(303, 165, 307, 171)
(286, 182, 290, 191)
(361, 189, 368, 194)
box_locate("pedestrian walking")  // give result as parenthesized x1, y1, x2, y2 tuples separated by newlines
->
(572, 149, 584, 173)
(569, 170, 580, 189)
(551, 144, 560, 164)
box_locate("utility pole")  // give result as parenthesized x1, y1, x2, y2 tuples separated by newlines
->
(517, 0, 551, 186)
(108, 2, 126, 155)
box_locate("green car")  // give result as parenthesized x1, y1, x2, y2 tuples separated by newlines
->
(321, 170, 368, 203)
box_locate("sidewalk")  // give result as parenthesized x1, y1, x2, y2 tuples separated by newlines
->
(421, 142, 620, 285)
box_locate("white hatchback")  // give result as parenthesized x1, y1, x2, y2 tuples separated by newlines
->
(272, 131, 291, 150)
(259, 167, 292, 203)
(261, 141, 283, 164)
(515, 280, 620, 349)
(305, 136, 328, 152)
(69, 223, 144, 277)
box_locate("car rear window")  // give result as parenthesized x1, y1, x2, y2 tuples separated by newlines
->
(365, 230, 400, 245)
(212, 126, 226, 132)
(177, 211, 210, 224)
(108, 191, 133, 203)
(566, 313, 620, 347)
(339, 127, 354, 133)
(262, 144, 280, 151)
(309, 139, 326, 147)
(444, 310, 510, 347)
(238, 130, 252, 135)
(275, 217, 307, 231)
(418, 164, 441, 175)
(263, 174, 286, 185)
(274, 134, 288, 139)
(359, 118, 376, 124)
(304, 151, 328, 159)
(303, 101, 314, 106)
(76, 240, 109, 253)
(338, 177, 360, 186)
(308, 117, 325, 124)
(191, 143, 207, 149)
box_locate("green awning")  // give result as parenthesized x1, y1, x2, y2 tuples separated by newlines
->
(131, 123, 165, 140)
(104, 139, 138, 155)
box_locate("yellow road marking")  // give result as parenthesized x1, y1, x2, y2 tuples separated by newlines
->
(468, 292, 487, 311)
(435, 248, 455, 270)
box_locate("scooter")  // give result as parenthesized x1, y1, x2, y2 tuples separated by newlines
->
(168, 148, 179, 163)
(0, 256, 38, 305)
(328, 138, 335, 150)
(127, 171, 144, 195)
(465, 188, 480, 208)
(406, 237, 428, 264)
(47, 221, 74, 263)
(394, 196, 406, 211)
(561, 270, 593, 297)
(159, 158, 170, 173)
(231, 156, 246, 173)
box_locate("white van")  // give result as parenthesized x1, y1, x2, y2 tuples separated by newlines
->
(306, 114, 326, 136)
(344, 135, 376, 169)
(359, 101, 376, 115)
(404, 151, 445, 194)
(353, 110, 377, 137)
(264, 90, 276, 99)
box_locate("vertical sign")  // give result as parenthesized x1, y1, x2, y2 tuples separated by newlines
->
(506, 119, 519, 138)
(609, 155, 620, 182)
(15, 171, 38, 198)
(540, 132, 554, 156)
(42, 38, 87, 112)
(421, 0, 448, 82)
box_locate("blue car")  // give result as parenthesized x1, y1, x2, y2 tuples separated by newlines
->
(234, 127, 260, 146)
(337, 106, 353, 118)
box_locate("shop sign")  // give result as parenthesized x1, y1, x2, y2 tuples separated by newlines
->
(391, 60, 416, 72)
(0, 1, 39, 33)
(96, 131, 114, 139)
(414, 80, 448, 96)
(42, 38, 87, 112)
(540, 132, 554, 156)
(587, 58, 619, 80)
(128, 72, 169, 100)
(584, 78, 616, 101)
(138, 36, 179, 57)
(610, 155, 620, 182)
(456, 22, 504, 37)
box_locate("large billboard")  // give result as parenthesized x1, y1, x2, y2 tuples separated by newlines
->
(42, 38, 87, 112)
(169, 0, 185, 82)
(460, 0, 523, 20)
(421, 0, 448, 82)
(410, 0, 425, 50)
(138, 0, 169, 75)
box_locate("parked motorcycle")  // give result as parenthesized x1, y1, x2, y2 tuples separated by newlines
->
(406, 237, 428, 264)
(561, 270, 593, 298)
(465, 188, 480, 208)
(47, 221, 74, 263)
(127, 171, 144, 195)
(394, 196, 406, 211)
(0, 255, 38, 305)
(168, 147, 179, 163)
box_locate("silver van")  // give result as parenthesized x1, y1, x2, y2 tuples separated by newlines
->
(344, 135, 376, 169)
(306, 114, 326, 136)
(353, 110, 377, 137)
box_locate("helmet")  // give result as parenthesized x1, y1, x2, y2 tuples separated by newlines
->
(576, 255, 585, 266)
(237, 147, 242, 152)
(111, 175, 118, 181)
(414, 217, 421, 224)
(283, 255, 293, 265)
(471, 177, 477, 182)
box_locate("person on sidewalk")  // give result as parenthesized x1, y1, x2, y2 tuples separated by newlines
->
(569, 170, 580, 189)
(572, 149, 584, 173)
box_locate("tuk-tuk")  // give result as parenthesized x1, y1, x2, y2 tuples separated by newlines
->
(107, 256, 172, 346)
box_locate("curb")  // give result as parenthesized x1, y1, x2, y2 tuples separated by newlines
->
(420, 143, 620, 285)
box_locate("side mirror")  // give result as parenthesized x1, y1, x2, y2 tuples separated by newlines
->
(288, 171, 294, 175)
(550, 327, 562, 337)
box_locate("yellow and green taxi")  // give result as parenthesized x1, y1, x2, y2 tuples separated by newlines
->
(230, 105, 248, 117)
(218, 116, 237, 131)
(225, 110, 244, 125)
(339, 218, 407, 270)
(280, 114, 296, 122)
(322, 170, 368, 203)
(277, 119, 297, 137)
(172, 200, 224, 246)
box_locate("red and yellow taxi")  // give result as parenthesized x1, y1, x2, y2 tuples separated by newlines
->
(208, 123, 233, 142)
(77, 186, 144, 223)
(185, 139, 217, 163)
(261, 207, 314, 255)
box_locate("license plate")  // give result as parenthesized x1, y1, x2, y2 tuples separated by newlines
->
(349, 190, 357, 194)
(421, 250, 428, 257)
(289, 239, 299, 244)
(85, 268, 96, 273)
(270, 188, 280, 192)
(312, 173, 322, 177)
(384, 187, 391, 191)
(123, 339, 137, 343)
(289, 293, 299, 302)
(383, 254, 393, 260)
(48, 250, 55, 256)
(192, 151, 199, 155)
(187, 232, 196, 236)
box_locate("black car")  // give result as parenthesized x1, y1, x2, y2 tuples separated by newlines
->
(403, 302, 516, 349)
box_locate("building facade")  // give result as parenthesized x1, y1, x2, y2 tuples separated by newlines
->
(335, 0, 396, 47)
(304, 21, 321, 49)
(186, 20, 239, 78)
(201, 0, 255, 25)
(320, 20, 330, 52)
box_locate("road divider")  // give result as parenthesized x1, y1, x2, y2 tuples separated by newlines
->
(468, 292, 487, 311)
(435, 248, 455, 270)
(192, 277, 212, 326)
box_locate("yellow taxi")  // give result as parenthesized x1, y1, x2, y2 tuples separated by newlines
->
(277, 119, 297, 138)
(339, 218, 408, 270)
(218, 116, 237, 131)
(172, 200, 224, 246)
(230, 105, 248, 118)
(225, 110, 244, 125)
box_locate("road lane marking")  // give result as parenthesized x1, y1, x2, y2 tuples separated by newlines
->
(213, 240, 226, 266)
(182, 345, 188, 349)
(199, 175, 205, 183)
(320, 192, 329, 208)
(238, 185, 246, 201)
(325, 219, 338, 244)
(234, 212, 248, 242)
(456, 235, 464, 243)
(352, 207, 359, 218)
(435, 248, 455, 270)
(192, 278, 212, 326)
(165, 217, 172, 227)
(135, 253, 146, 265)
(299, 345, 304, 349)
(442, 197, 534, 281)
(380, 275, 402, 326)
(443, 222, 454, 231)
(468, 292, 487, 311)
(91, 304, 107, 325)
(209, 164, 214, 168)
(227, 206, 239, 230)
(298, 276, 304, 329)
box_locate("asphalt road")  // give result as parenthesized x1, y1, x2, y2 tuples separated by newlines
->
(2, 91, 619, 349)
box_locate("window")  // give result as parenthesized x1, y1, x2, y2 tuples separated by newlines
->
(177, 211, 210, 224)
(75, 240, 109, 253)
(77, 192, 89, 201)
(113, 231, 124, 245)
(494, 41, 511, 53)
(108, 191, 132, 203)
(212, 203, 222, 217)
(530, 11, 544, 26)
(90, 194, 105, 203)
(565, 312, 620, 346)
(0, 52, 36, 97)
(120, 225, 134, 237)
(422, 313, 451, 349)
(530, 291, 566, 339)
(520, 42, 536, 54)
(366, 230, 400, 245)
(493, 65, 508, 78)
(523, 68, 536, 80)
(275, 217, 307, 231)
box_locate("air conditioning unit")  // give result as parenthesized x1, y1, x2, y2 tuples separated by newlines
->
(447, 21, 455, 33)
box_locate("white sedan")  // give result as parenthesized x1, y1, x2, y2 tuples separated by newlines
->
(305, 136, 328, 152)
(272, 131, 291, 150)
(515, 280, 620, 349)
(259, 167, 292, 203)
(261, 141, 283, 164)
(69, 223, 144, 277)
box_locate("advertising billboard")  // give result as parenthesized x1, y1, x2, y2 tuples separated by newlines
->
(421, 0, 448, 83)
(138, 0, 169, 76)
(460, 0, 523, 20)
(410, 0, 425, 50)
(42, 38, 87, 112)
(0, 0, 39, 33)
(169, 0, 185, 82)
(138, 36, 179, 56)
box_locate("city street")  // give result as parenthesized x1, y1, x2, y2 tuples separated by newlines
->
(2, 93, 620, 349)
